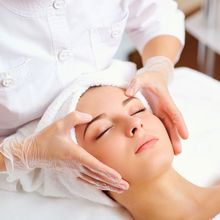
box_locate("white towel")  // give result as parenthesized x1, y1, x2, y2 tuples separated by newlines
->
(36, 60, 139, 143)
(34, 60, 140, 206)
(0, 66, 220, 220)
(0, 60, 144, 211)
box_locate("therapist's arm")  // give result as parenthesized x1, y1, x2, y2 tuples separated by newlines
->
(0, 141, 6, 171)
(141, 35, 182, 64)
(142, 35, 188, 153)
(126, 34, 188, 155)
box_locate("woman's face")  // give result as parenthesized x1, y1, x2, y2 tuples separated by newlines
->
(75, 86, 174, 184)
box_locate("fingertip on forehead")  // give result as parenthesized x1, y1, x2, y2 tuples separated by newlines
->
(134, 91, 152, 112)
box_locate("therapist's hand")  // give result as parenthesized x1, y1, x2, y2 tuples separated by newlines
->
(126, 56, 188, 155)
(1, 111, 128, 193)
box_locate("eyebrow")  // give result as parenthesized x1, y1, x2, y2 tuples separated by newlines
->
(83, 97, 137, 139)
(83, 113, 106, 138)
(122, 97, 136, 106)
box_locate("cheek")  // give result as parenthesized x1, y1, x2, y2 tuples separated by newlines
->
(82, 132, 129, 176)
(130, 115, 174, 182)
(143, 115, 172, 146)
(133, 146, 173, 183)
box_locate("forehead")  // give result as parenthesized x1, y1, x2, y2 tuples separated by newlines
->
(76, 86, 128, 116)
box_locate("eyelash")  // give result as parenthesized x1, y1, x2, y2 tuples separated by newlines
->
(95, 107, 146, 139)
(131, 107, 146, 116)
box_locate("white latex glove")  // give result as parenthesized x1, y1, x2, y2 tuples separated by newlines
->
(0, 111, 129, 193)
(126, 56, 188, 155)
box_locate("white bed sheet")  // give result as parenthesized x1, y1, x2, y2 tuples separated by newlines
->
(0, 67, 220, 220)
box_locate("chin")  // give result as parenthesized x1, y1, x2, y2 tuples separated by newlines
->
(133, 144, 174, 183)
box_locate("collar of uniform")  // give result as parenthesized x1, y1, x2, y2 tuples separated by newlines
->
(0, 0, 54, 17)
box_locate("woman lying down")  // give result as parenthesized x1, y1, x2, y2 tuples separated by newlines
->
(31, 61, 218, 220)
(74, 85, 220, 220)
(1, 61, 219, 219)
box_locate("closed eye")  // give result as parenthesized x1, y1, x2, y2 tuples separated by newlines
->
(96, 126, 113, 140)
(95, 108, 146, 140)
(131, 107, 146, 116)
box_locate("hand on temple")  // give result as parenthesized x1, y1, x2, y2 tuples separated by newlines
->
(0, 111, 129, 193)
(126, 56, 189, 155)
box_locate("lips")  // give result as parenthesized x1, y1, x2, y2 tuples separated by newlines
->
(135, 136, 159, 154)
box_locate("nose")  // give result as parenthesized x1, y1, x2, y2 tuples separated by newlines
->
(125, 116, 143, 137)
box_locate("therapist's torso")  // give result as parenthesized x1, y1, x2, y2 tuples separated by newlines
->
(0, 0, 184, 137)
(0, 0, 129, 137)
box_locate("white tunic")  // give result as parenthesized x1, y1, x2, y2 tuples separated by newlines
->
(0, 0, 185, 138)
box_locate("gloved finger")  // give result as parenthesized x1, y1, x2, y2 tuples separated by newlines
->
(127, 75, 188, 141)
(162, 115, 182, 155)
(81, 166, 129, 190)
(77, 177, 124, 193)
(160, 93, 189, 140)
(169, 107, 188, 140)
(126, 73, 162, 98)
(77, 174, 126, 193)
(125, 77, 141, 97)
(77, 147, 124, 183)
(61, 111, 93, 129)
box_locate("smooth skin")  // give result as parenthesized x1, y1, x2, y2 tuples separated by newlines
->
(75, 86, 220, 220)
(0, 35, 187, 192)
(127, 35, 189, 155)
(0, 111, 128, 192)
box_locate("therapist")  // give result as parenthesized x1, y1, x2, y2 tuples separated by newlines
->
(0, 0, 188, 193)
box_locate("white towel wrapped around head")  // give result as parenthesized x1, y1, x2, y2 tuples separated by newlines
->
(34, 60, 150, 207)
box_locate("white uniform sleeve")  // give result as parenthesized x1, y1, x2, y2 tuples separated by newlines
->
(126, 0, 185, 55)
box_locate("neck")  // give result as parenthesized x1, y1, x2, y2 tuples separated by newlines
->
(112, 167, 220, 220)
